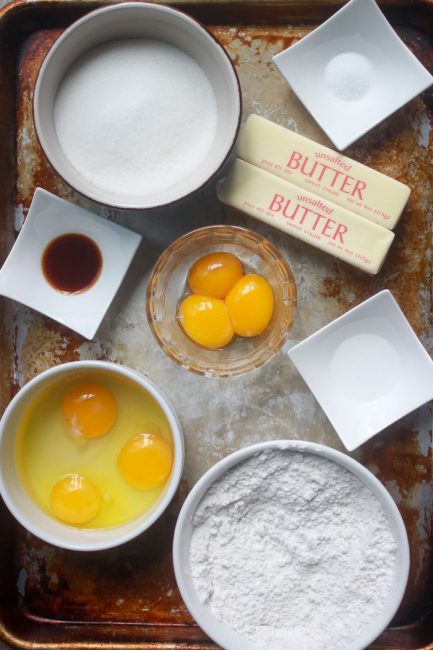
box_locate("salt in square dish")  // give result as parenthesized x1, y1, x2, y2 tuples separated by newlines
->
(288, 290, 433, 451)
(0, 188, 142, 339)
(273, 0, 433, 150)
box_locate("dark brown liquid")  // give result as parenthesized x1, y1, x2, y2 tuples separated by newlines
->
(42, 233, 102, 294)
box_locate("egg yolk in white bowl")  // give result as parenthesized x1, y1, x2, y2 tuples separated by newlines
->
(62, 382, 117, 439)
(15, 372, 174, 528)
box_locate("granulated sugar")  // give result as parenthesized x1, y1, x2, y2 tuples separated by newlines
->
(190, 449, 397, 650)
(54, 39, 218, 198)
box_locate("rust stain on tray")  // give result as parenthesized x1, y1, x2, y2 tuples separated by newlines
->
(361, 417, 433, 625)
(320, 97, 433, 343)
(17, 29, 74, 211)
(17, 517, 195, 626)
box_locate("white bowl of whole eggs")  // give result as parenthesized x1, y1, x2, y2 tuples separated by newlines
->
(0, 361, 184, 551)
(173, 440, 410, 650)
(34, 2, 241, 209)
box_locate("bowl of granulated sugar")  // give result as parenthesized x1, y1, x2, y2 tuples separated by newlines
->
(34, 3, 241, 210)
(173, 440, 410, 650)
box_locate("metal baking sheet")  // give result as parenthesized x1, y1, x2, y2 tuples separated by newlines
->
(1, 0, 433, 647)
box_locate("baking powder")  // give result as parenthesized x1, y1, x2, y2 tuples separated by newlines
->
(54, 39, 217, 198)
(190, 449, 397, 650)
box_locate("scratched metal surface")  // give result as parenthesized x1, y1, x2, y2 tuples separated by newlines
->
(0, 1, 433, 648)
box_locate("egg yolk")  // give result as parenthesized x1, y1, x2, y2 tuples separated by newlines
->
(62, 382, 116, 439)
(225, 274, 274, 337)
(179, 295, 234, 349)
(118, 432, 173, 490)
(188, 252, 243, 299)
(50, 473, 101, 525)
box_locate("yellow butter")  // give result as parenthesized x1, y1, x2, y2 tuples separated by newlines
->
(237, 114, 410, 230)
(218, 159, 394, 275)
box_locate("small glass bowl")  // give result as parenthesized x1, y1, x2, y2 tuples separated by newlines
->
(146, 225, 297, 377)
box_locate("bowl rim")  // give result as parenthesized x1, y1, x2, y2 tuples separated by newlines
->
(146, 224, 297, 378)
(32, 1, 242, 211)
(173, 439, 410, 650)
(0, 360, 185, 551)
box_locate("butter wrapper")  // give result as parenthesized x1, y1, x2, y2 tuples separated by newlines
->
(218, 158, 395, 275)
(237, 114, 410, 230)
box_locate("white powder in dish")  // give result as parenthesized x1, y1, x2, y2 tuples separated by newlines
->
(190, 449, 397, 650)
(325, 52, 376, 102)
(54, 39, 218, 198)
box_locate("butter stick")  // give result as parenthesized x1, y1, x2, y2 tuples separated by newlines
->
(237, 114, 410, 230)
(218, 159, 394, 275)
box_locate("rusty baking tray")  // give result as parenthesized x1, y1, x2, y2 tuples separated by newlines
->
(1, 0, 433, 647)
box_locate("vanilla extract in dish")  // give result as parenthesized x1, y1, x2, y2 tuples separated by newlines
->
(42, 233, 102, 293)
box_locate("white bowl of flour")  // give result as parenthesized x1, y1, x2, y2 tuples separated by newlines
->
(34, 3, 241, 209)
(173, 440, 409, 650)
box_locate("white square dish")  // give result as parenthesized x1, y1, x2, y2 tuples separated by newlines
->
(288, 290, 433, 451)
(273, 0, 433, 150)
(0, 188, 142, 339)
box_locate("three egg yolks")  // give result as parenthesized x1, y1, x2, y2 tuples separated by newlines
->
(49, 383, 173, 526)
(179, 252, 274, 349)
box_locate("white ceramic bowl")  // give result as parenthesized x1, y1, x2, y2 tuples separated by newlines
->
(173, 440, 410, 650)
(288, 290, 433, 452)
(34, 2, 241, 209)
(0, 361, 184, 551)
(272, 0, 433, 150)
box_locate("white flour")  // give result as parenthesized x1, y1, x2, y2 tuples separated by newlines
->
(54, 39, 217, 198)
(190, 449, 397, 650)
